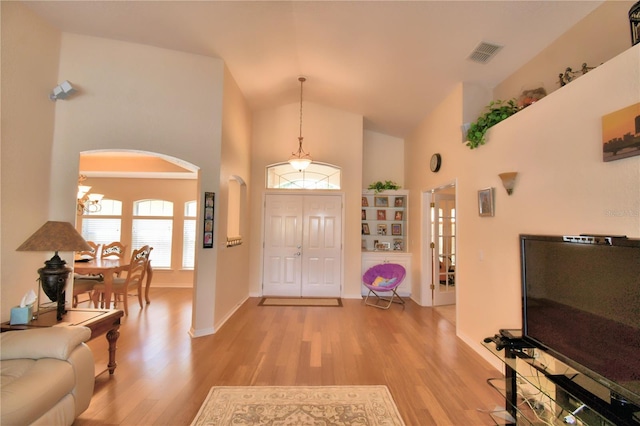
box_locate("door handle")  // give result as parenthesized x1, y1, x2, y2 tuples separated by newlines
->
(295, 251, 301, 257)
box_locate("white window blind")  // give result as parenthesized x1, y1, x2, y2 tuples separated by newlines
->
(132, 200, 173, 268)
(182, 201, 197, 269)
(81, 219, 122, 245)
(81, 199, 123, 245)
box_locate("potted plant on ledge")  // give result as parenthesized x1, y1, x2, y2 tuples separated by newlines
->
(368, 181, 401, 193)
(465, 99, 519, 149)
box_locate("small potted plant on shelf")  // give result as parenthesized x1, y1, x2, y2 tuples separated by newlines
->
(465, 99, 519, 149)
(368, 180, 400, 193)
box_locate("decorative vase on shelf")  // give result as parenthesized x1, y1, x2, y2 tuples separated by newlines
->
(630, 1, 640, 46)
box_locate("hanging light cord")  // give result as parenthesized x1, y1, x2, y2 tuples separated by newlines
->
(298, 76, 305, 145)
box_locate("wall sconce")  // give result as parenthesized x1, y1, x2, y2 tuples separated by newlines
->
(499, 172, 518, 195)
(49, 80, 77, 101)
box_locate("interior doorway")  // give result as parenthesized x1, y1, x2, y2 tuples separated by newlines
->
(262, 193, 343, 297)
(421, 183, 456, 308)
(76, 150, 199, 290)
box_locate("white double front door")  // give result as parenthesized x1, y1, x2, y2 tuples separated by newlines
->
(262, 194, 342, 297)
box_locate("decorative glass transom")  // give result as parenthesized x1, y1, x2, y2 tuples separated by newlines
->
(266, 162, 341, 189)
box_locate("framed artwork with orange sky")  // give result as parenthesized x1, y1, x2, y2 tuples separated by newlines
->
(602, 102, 640, 162)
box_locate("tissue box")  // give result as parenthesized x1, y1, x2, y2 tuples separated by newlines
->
(10, 305, 33, 325)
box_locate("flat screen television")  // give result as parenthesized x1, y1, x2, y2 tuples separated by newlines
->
(520, 234, 640, 412)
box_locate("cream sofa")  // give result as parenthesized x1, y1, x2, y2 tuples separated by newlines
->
(1, 326, 95, 425)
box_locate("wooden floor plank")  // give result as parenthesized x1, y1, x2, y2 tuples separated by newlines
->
(75, 288, 503, 425)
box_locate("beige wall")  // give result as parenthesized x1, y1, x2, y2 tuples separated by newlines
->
(214, 65, 253, 325)
(76, 177, 197, 287)
(249, 102, 364, 298)
(363, 130, 404, 189)
(1, 2, 61, 321)
(1, 24, 233, 336)
(405, 84, 465, 303)
(406, 44, 640, 372)
(494, 0, 635, 104)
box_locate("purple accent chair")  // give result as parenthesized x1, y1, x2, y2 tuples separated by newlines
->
(362, 263, 406, 309)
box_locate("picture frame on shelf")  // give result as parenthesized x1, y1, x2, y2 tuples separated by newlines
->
(393, 239, 404, 251)
(391, 223, 402, 236)
(362, 197, 369, 207)
(374, 196, 389, 207)
(394, 197, 404, 207)
(375, 242, 391, 251)
(362, 239, 367, 250)
(377, 224, 387, 235)
(362, 209, 366, 220)
(377, 210, 386, 220)
(362, 223, 370, 235)
(478, 187, 495, 217)
(394, 211, 403, 220)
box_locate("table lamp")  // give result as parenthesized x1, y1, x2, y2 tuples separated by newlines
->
(16, 221, 91, 320)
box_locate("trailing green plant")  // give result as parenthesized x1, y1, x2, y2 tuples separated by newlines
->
(368, 180, 401, 193)
(465, 99, 519, 149)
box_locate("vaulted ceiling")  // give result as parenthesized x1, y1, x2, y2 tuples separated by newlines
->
(25, 1, 603, 138)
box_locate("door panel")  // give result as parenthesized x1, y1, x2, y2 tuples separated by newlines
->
(301, 195, 342, 297)
(262, 195, 303, 296)
(263, 194, 342, 297)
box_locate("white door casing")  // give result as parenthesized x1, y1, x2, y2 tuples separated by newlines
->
(263, 194, 342, 297)
(432, 192, 456, 306)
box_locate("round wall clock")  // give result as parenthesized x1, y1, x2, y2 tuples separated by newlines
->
(430, 153, 442, 172)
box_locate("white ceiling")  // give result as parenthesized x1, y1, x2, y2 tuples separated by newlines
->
(24, 1, 604, 138)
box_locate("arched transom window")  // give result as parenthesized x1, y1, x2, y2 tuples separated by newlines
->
(266, 162, 341, 189)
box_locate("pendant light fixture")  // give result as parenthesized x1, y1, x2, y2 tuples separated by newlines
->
(288, 76, 312, 171)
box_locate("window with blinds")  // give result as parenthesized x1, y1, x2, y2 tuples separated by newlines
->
(183, 201, 197, 269)
(132, 200, 173, 268)
(81, 199, 123, 245)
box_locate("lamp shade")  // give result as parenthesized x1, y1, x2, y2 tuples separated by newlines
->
(498, 172, 518, 195)
(288, 155, 312, 171)
(16, 221, 91, 253)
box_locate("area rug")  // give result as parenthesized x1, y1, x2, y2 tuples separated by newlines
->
(190, 385, 405, 425)
(258, 297, 342, 307)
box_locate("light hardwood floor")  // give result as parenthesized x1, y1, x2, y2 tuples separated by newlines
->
(76, 288, 503, 425)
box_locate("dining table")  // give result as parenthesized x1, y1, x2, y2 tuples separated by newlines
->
(74, 258, 128, 310)
(74, 256, 154, 309)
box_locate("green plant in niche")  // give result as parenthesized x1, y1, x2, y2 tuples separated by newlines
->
(368, 180, 401, 193)
(465, 99, 519, 149)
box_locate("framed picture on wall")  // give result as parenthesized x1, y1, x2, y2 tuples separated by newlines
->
(602, 102, 640, 162)
(203, 192, 215, 248)
(478, 188, 494, 217)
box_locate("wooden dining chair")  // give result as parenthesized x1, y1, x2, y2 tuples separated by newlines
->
(92, 245, 151, 315)
(73, 241, 101, 307)
(101, 241, 127, 260)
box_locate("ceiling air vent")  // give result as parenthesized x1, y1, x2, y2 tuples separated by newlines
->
(467, 42, 503, 64)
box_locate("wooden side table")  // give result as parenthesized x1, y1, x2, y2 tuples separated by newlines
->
(1, 308, 124, 375)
